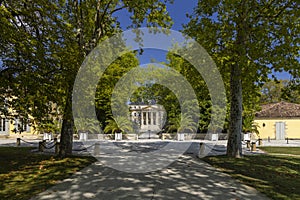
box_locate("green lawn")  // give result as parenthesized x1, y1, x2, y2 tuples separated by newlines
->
(259, 147, 300, 156)
(203, 148, 300, 200)
(0, 147, 96, 200)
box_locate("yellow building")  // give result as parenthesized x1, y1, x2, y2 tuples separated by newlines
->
(0, 97, 61, 138)
(255, 102, 300, 140)
(0, 117, 36, 137)
(1, 98, 37, 137)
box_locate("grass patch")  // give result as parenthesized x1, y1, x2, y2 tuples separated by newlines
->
(259, 147, 300, 156)
(203, 154, 300, 200)
(0, 147, 96, 200)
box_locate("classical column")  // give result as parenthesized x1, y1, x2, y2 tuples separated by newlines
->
(141, 111, 144, 126)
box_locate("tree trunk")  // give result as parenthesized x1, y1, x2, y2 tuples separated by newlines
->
(59, 87, 74, 157)
(226, 2, 248, 158)
(227, 62, 243, 158)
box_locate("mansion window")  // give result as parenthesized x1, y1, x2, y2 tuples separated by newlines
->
(0, 118, 6, 132)
(14, 118, 30, 133)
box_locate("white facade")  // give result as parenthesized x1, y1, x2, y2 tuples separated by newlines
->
(129, 104, 165, 133)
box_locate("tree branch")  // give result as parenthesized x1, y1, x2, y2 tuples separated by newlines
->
(109, 5, 127, 15)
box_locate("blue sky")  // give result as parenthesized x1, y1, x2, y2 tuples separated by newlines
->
(114, 0, 197, 64)
(114, 0, 292, 80)
(137, 0, 197, 65)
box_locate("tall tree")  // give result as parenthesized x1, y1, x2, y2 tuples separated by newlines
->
(95, 51, 139, 126)
(260, 80, 289, 103)
(281, 79, 300, 103)
(184, 1, 299, 157)
(59, 0, 174, 156)
(0, 0, 173, 156)
(0, 1, 74, 126)
(166, 52, 211, 132)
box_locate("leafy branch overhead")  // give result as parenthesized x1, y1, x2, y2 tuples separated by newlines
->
(184, 0, 299, 157)
(0, 0, 174, 156)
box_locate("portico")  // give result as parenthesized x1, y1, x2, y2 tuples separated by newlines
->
(129, 104, 165, 134)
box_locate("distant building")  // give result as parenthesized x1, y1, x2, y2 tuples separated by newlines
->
(255, 101, 300, 140)
(0, 98, 33, 137)
(0, 117, 32, 137)
(0, 98, 58, 137)
(129, 104, 165, 134)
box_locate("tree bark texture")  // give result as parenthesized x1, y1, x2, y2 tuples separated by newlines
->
(227, 62, 243, 158)
(59, 87, 74, 157)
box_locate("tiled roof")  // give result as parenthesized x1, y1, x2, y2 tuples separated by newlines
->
(255, 101, 300, 118)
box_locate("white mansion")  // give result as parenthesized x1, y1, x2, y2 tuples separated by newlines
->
(129, 104, 165, 134)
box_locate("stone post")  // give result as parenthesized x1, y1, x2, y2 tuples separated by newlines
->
(198, 142, 205, 157)
(258, 138, 262, 146)
(16, 138, 21, 146)
(246, 140, 251, 149)
(251, 142, 256, 151)
(94, 143, 100, 155)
